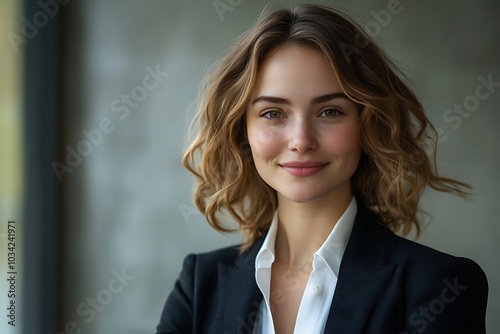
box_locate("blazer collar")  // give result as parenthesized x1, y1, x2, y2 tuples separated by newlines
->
(324, 199, 396, 333)
(213, 237, 265, 333)
(212, 199, 396, 333)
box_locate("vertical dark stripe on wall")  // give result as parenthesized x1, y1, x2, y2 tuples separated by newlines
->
(21, 0, 64, 332)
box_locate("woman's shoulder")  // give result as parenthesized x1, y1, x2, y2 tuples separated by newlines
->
(390, 233, 488, 286)
(182, 240, 260, 269)
(189, 244, 242, 263)
(385, 234, 489, 332)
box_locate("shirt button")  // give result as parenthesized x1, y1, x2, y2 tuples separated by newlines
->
(312, 285, 321, 294)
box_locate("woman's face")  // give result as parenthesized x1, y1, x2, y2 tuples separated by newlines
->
(246, 44, 361, 204)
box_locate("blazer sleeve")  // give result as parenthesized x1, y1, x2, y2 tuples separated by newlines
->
(403, 257, 488, 334)
(156, 254, 195, 334)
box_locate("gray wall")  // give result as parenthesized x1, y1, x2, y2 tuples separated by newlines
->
(60, 1, 499, 333)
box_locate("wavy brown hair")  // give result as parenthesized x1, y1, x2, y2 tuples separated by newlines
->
(183, 4, 469, 251)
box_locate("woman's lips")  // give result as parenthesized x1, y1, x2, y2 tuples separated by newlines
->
(279, 161, 329, 177)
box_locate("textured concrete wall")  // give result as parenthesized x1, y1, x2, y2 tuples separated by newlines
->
(61, 1, 500, 333)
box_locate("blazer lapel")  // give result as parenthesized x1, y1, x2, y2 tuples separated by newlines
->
(324, 201, 396, 333)
(212, 238, 264, 333)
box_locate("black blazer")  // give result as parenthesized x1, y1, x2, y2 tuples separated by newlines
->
(156, 202, 488, 334)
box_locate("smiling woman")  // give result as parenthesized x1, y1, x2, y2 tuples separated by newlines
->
(156, 4, 488, 334)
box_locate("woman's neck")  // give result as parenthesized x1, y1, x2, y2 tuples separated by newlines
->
(275, 185, 353, 270)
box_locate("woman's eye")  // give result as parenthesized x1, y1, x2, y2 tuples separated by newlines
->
(262, 110, 284, 119)
(320, 108, 342, 118)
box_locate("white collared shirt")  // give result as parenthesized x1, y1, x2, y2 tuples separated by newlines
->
(253, 197, 357, 334)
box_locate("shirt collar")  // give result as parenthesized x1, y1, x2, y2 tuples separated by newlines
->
(255, 210, 278, 270)
(315, 196, 357, 276)
(254, 196, 357, 277)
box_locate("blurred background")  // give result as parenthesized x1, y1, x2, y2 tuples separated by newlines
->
(0, 0, 499, 333)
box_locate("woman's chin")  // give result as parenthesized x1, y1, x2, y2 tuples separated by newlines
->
(277, 190, 326, 205)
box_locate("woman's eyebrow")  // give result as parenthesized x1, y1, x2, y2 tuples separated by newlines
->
(251, 92, 348, 105)
(311, 92, 348, 104)
(251, 96, 291, 105)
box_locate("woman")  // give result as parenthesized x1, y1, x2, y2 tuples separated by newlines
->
(156, 4, 488, 334)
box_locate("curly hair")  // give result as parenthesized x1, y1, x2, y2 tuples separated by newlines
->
(183, 4, 469, 251)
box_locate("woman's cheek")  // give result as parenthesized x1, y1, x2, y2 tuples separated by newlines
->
(323, 123, 360, 155)
(249, 127, 282, 157)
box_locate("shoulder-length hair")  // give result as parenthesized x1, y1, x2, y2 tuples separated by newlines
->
(183, 4, 469, 251)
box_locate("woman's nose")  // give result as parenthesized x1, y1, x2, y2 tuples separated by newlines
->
(287, 120, 318, 153)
